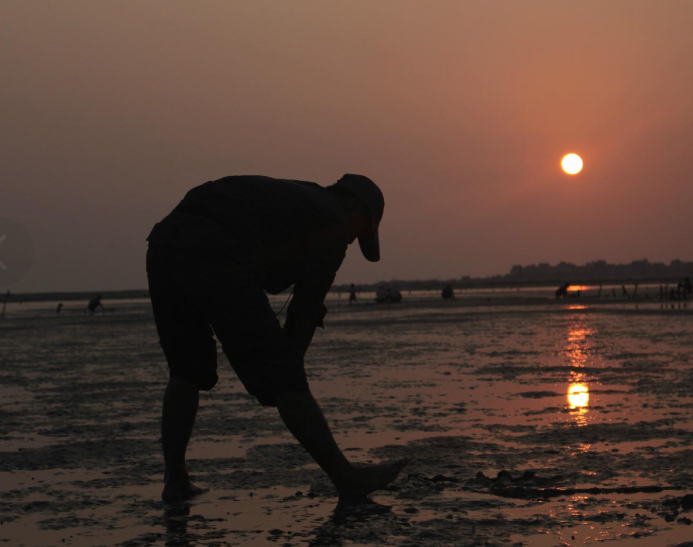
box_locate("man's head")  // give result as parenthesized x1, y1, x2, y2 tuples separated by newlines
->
(330, 174, 384, 262)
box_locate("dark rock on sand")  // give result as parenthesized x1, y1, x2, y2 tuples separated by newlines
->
(681, 494, 693, 510)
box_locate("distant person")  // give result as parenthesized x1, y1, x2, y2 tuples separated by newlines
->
(684, 277, 692, 295)
(87, 295, 104, 313)
(56, 303, 63, 315)
(1, 290, 9, 319)
(146, 174, 407, 502)
(375, 286, 387, 303)
(386, 287, 402, 303)
(555, 283, 570, 298)
(441, 284, 455, 300)
(348, 283, 357, 306)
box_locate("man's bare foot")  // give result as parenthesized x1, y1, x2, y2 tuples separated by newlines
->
(336, 458, 408, 502)
(162, 474, 205, 503)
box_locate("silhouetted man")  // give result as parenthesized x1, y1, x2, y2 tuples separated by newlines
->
(146, 174, 407, 502)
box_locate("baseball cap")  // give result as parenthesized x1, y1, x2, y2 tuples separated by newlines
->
(334, 174, 384, 262)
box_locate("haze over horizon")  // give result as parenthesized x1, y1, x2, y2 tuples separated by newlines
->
(3, 1, 692, 293)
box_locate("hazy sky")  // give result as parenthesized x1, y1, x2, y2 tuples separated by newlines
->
(2, 1, 692, 293)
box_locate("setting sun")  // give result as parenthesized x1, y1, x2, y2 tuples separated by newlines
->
(561, 153, 583, 175)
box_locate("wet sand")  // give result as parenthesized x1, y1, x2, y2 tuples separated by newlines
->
(1, 294, 692, 546)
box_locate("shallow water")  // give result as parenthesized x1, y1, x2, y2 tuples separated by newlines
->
(1, 295, 692, 546)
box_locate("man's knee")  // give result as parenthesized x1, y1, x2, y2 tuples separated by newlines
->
(260, 387, 312, 408)
(167, 376, 199, 391)
(165, 375, 209, 401)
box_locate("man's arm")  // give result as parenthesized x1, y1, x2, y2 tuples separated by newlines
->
(284, 278, 331, 357)
(283, 235, 345, 356)
(284, 314, 320, 357)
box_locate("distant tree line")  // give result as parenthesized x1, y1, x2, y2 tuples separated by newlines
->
(7, 259, 692, 302)
(504, 258, 692, 282)
(332, 258, 693, 293)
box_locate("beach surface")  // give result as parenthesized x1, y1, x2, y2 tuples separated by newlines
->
(1, 291, 692, 546)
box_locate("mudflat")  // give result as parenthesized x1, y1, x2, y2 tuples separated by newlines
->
(1, 293, 692, 546)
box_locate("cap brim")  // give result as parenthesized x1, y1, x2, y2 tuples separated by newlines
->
(358, 217, 380, 262)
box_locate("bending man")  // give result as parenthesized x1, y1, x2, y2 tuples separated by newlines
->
(146, 174, 407, 502)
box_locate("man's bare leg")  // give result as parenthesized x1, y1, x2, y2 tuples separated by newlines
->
(275, 390, 407, 501)
(161, 377, 204, 502)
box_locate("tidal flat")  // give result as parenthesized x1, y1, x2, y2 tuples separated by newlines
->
(1, 292, 692, 546)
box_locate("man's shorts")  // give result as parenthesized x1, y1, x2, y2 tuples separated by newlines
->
(146, 243, 309, 406)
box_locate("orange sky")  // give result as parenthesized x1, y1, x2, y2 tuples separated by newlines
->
(2, 1, 693, 292)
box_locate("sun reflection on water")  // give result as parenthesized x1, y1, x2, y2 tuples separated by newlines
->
(568, 383, 589, 408)
(568, 382, 590, 426)
(565, 319, 595, 427)
(566, 325, 592, 368)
